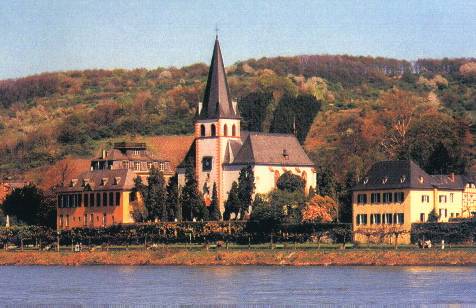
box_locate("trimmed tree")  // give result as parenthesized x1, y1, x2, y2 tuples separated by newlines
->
(145, 167, 167, 221)
(208, 183, 222, 221)
(180, 165, 208, 221)
(237, 165, 255, 218)
(277, 171, 305, 193)
(224, 181, 241, 220)
(166, 173, 181, 221)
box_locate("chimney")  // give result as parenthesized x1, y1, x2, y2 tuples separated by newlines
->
(232, 99, 238, 114)
(198, 101, 203, 115)
(449, 172, 455, 182)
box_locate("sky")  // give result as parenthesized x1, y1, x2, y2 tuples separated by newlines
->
(1, 0, 476, 79)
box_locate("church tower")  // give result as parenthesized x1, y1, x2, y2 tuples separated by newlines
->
(195, 37, 240, 213)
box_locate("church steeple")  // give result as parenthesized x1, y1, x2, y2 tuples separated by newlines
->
(198, 37, 239, 119)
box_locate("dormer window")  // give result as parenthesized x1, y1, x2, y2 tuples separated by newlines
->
(400, 175, 406, 183)
(114, 177, 121, 185)
(101, 178, 108, 186)
(382, 177, 388, 184)
(82, 179, 90, 187)
(147, 162, 152, 170)
(133, 150, 140, 156)
(70, 179, 78, 187)
(363, 177, 369, 185)
(282, 149, 289, 160)
(418, 176, 424, 184)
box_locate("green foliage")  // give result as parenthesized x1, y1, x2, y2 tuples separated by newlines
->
(411, 221, 476, 244)
(208, 183, 221, 221)
(276, 171, 305, 193)
(270, 94, 321, 143)
(317, 166, 337, 198)
(237, 165, 255, 217)
(238, 91, 274, 131)
(144, 167, 167, 221)
(166, 173, 181, 222)
(224, 182, 241, 220)
(180, 165, 208, 221)
(1, 184, 56, 227)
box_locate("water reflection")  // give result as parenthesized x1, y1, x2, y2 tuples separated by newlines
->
(0, 266, 475, 305)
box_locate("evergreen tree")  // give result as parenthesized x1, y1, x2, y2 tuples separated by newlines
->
(277, 171, 305, 193)
(180, 165, 207, 221)
(317, 166, 337, 199)
(166, 173, 181, 221)
(208, 182, 222, 221)
(237, 165, 255, 217)
(145, 167, 167, 221)
(224, 181, 241, 220)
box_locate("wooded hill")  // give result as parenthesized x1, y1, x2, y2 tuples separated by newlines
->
(1, 55, 475, 193)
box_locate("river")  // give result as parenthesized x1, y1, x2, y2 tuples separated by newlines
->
(1, 266, 475, 305)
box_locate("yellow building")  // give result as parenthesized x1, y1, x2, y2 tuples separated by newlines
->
(56, 142, 173, 229)
(352, 160, 476, 244)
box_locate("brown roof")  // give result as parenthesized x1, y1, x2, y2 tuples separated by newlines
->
(230, 132, 315, 166)
(95, 148, 163, 162)
(148, 135, 195, 170)
(198, 37, 240, 120)
(56, 169, 136, 193)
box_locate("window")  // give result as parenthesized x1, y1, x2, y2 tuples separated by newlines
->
(200, 124, 206, 137)
(134, 162, 140, 171)
(202, 156, 213, 171)
(356, 214, 367, 225)
(420, 213, 425, 222)
(232, 124, 236, 136)
(66, 215, 70, 227)
(370, 213, 382, 225)
(58, 195, 62, 208)
(68, 195, 74, 208)
(383, 192, 393, 203)
(160, 162, 164, 171)
(77, 194, 82, 207)
(90, 193, 95, 207)
(96, 193, 101, 207)
(211, 124, 216, 136)
(394, 213, 404, 224)
(122, 160, 128, 169)
(357, 194, 367, 204)
(394, 192, 404, 203)
(84, 193, 89, 207)
(83, 215, 87, 226)
(370, 193, 381, 204)
(450, 193, 454, 203)
(115, 192, 121, 206)
(445, 209, 448, 218)
(384, 213, 393, 224)
(62, 195, 67, 208)
(109, 192, 114, 206)
(421, 195, 430, 203)
(439, 195, 447, 203)
(59, 215, 63, 228)
(103, 192, 108, 206)
(224, 124, 228, 136)
(147, 162, 152, 170)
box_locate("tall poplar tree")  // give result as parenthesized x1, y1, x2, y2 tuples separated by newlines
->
(180, 165, 208, 221)
(166, 173, 181, 221)
(208, 182, 222, 221)
(145, 167, 167, 221)
(237, 165, 255, 218)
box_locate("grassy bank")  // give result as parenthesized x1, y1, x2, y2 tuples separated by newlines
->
(1, 249, 476, 266)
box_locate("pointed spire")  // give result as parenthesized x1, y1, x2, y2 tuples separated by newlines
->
(199, 37, 240, 119)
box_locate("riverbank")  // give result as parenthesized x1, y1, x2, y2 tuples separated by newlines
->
(1, 249, 476, 266)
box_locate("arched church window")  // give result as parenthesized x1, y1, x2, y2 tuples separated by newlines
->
(224, 124, 228, 136)
(211, 124, 216, 136)
(200, 124, 206, 137)
(232, 124, 236, 136)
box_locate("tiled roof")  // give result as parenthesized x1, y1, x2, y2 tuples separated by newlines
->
(149, 135, 195, 170)
(230, 132, 315, 166)
(96, 148, 162, 162)
(353, 160, 434, 190)
(353, 160, 475, 191)
(56, 169, 136, 193)
(198, 38, 240, 120)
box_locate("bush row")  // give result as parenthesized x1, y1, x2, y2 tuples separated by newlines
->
(411, 221, 476, 244)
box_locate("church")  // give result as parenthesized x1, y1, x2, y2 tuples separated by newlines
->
(177, 37, 316, 214)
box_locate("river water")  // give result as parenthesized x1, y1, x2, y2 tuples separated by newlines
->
(1, 266, 475, 305)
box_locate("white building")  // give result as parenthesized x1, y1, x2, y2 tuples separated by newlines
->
(178, 37, 316, 214)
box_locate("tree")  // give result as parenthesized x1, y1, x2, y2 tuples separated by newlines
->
(302, 195, 338, 223)
(166, 173, 181, 221)
(144, 167, 167, 221)
(2, 184, 55, 227)
(208, 183, 221, 221)
(277, 172, 305, 193)
(428, 209, 440, 222)
(224, 182, 241, 220)
(131, 175, 147, 222)
(237, 165, 255, 218)
(180, 165, 207, 221)
(250, 194, 283, 231)
(268, 189, 306, 224)
(426, 142, 450, 174)
(317, 166, 337, 198)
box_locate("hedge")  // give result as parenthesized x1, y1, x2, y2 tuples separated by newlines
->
(411, 221, 476, 244)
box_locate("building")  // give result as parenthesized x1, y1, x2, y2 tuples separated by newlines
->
(56, 142, 173, 229)
(352, 160, 476, 244)
(177, 37, 316, 214)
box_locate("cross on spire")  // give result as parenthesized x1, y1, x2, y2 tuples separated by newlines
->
(215, 24, 219, 39)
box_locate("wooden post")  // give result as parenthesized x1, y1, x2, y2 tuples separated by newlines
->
(57, 232, 60, 252)
(20, 238, 24, 251)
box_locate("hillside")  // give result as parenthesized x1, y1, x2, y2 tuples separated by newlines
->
(1, 55, 475, 190)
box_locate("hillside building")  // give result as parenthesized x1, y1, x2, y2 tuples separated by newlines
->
(56, 142, 173, 229)
(177, 37, 316, 215)
(352, 160, 476, 244)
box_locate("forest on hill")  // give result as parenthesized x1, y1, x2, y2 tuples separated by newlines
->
(1, 55, 475, 200)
